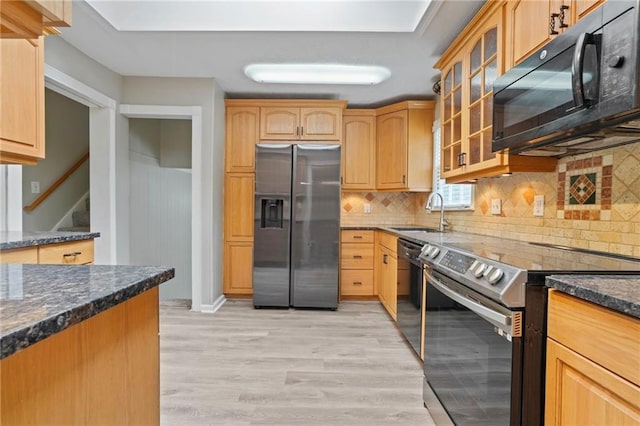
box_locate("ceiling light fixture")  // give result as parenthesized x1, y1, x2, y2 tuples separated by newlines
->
(244, 63, 391, 85)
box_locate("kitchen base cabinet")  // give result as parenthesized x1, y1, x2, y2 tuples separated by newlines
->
(223, 241, 254, 296)
(375, 231, 398, 320)
(0, 239, 95, 264)
(340, 230, 375, 299)
(0, 287, 160, 425)
(545, 290, 640, 425)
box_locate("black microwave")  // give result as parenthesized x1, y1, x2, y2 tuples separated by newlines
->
(493, 0, 640, 157)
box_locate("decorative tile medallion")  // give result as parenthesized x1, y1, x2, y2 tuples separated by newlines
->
(365, 193, 375, 202)
(557, 154, 612, 220)
(343, 202, 352, 212)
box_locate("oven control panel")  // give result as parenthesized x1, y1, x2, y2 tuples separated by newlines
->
(439, 250, 476, 274)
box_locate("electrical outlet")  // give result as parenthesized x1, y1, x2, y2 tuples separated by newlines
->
(31, 181, 40, 194)
(491, 199, 501, 215)
(533, 195, 545, 217)
(364, 203, 371, 214)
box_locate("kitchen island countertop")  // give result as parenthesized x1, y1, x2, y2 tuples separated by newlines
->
(0, 264, 174, 359)
(546, 275, 640, 319)
(0, 230, 100, 251)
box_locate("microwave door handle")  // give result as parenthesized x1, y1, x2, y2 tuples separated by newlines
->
(425, 272, 511, 327)
(571, 32, 593, 109)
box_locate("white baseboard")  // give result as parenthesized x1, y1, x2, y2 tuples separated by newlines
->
(197, 294, 226, 313)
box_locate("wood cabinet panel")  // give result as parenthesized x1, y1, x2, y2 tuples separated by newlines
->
(340, 269, 374, 296)
(508, 0, 555, 66)
(340, 243, 374, 269)
(225, 106, 259, 172)
(574, 0, 605, 22)
(342, 111, 376, 190)
(223, 241, 253, 295)
(1, 288, 159, 425)
(376, 110, 407, 190)
(341, 230, 374, 244)
(224, 173, 255, 241)
(0, 247, 38, 264)
(38, 240, 94, 265)
(260, 107, 300, 140)
(545, 339, 640, 426)
(300, 107, 341, 141)
(547, 290, 640, 386)
(378, 245, 397, 320)
(375, 101, 434, 191)
(0, 37, 44, 165)
(377, 231, 397, 252)
(260, 106, 342, 141)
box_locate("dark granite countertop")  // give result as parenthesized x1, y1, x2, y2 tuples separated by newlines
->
(0, 231, 101, 250)
(0, 264, 174, 359)
(546, 275, 640, 319)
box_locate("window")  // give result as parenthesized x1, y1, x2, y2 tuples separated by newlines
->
(431, 120, 474, 210)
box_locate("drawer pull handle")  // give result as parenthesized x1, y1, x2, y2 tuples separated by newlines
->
(353, 281, 363, 285)
(353, 235, 363, 239)
(63, 251, 82, 257)
(353, 255, 362, 259)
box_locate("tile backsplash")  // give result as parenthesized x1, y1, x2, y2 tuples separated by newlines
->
(342, 144, 640, 257)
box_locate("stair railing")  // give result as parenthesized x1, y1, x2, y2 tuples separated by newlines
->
(24, 152, 90, 212)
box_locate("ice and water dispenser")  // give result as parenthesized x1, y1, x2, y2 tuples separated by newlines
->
(260, 198, 284, 229)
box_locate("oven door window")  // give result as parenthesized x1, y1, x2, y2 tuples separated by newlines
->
(424, 279, 516, 426)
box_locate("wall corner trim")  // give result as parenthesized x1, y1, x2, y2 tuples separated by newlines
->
(198, 295, 226, 314)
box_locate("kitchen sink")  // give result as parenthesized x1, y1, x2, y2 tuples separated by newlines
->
(389, 226, 441, 232)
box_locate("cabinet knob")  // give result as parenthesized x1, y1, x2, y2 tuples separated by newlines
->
(353, 281, 363, 286)
(353, 255, 363, 259)
(353, 235, 363, 239)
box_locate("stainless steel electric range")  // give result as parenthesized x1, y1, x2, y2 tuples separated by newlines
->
(417, 233, 640, 426)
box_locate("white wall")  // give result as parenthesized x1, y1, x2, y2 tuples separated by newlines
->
(121, 77, 224, 308)
(22, 89, 90, 231)
(161, 120, 192, 169)
(129, 118, 192, 300)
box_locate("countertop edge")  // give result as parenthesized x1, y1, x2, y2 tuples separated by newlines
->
(1, 232, 101, 250)
(546, 275, 640, 319)
(1, 267, 175, 360)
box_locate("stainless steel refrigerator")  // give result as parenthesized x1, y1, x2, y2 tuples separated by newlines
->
(253, 144, 341, 309)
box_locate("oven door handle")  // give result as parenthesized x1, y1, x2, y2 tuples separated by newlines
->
(426, 273, 512, 328)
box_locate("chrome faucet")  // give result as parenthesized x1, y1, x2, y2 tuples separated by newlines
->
(425, 192, 448, 232)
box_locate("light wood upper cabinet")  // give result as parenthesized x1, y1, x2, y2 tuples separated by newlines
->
(505, 0, 605, 68)
(545, 290, 640, 425)
(225, 106, 259, 172)
(0, 0, 71, 39)
(342, 110, 376, 190)
(375, 101, 434, 191)
(0, 37, 45, 165)
(436, 1, 556, 183)
(260, 104, 344, 141)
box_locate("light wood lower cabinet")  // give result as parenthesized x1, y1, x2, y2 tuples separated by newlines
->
(38, 239, 94, 265)
(1, 287, 159, 425)
(340, 230, 374, 298)
(1, 239, 94, 265)
(375, 231, 398, 319)
(0, 247, 38, 263)
(223, 241, 254, 296)
(545, 290, 640, 425)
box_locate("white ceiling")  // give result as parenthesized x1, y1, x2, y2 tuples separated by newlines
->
(58, 0, 486, 107)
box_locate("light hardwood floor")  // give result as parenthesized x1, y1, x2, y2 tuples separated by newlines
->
(160, 299, 435, 425)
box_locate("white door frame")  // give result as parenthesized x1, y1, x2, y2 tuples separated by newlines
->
(44, 65, 117, 264)
(119, 104, 203, 311)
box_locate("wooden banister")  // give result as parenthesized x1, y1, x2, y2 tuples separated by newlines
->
(24, 152, 90, 212)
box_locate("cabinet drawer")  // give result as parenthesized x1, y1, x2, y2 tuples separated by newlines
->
(340, 243, 374, 269)
(39, 240, 94, 265)
(341, 230, 374, 243)
(0, 247, 38, 264)
(340, 270, 374, 296)
(548, 290, 640, 386)
(377, 231, 397, 252)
